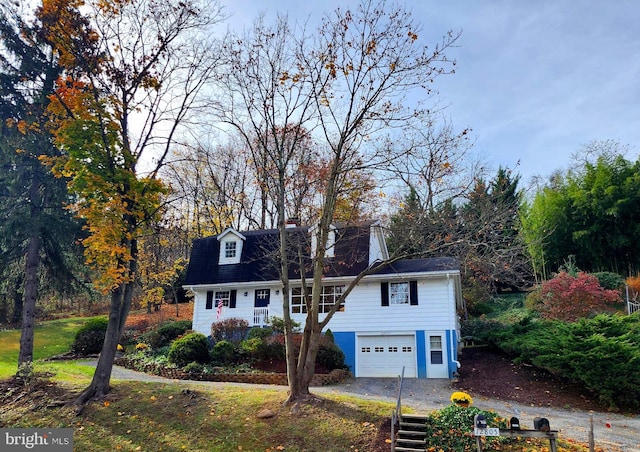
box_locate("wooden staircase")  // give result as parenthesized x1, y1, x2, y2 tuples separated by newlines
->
(393, 413, 429, 452)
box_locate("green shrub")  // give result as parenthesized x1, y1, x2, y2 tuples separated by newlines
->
(240, 337, 263, 356)
(139, 319, 192, 349)
(593, 271, 625, 291)
(183, 362, 205, 375)
(460, 317, 507, 344)
(424, 404, 511, 450)
(210, 318, 249, 344)
(489, 313, 640, 410)
(316, 343, 346, 371)
(267, 316, 300, 334)
(247, 327, 273, 340)
(210, 340, 237, 365)
(71, 317, 108, 355)
(323, 329, 334, 344)
(256, 340, 286, 361)
(167, 332, 210, 367)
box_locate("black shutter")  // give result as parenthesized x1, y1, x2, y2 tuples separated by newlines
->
(381, 282, 389, 306)
(206, 291, 213, 310)
(409, 281, 418, 305)
(229, 290, 237, 308)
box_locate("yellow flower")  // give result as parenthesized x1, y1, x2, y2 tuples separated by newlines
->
(450, 391, 473, 405)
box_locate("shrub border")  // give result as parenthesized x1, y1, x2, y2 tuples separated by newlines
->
(114, 356, 351, 386)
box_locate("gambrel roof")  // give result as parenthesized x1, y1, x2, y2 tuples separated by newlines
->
(183, 222, 459, 286)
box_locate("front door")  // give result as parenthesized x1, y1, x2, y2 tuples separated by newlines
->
(254, 289, 270, 307)
(253, 289, 270, 326)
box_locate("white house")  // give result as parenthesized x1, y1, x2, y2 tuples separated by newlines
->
(183, 221, 464, 378)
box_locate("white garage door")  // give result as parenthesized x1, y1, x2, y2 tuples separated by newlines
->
(357, 335, 416, 378)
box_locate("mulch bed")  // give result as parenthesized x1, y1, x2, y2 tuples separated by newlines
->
(454, 346, 606, 412)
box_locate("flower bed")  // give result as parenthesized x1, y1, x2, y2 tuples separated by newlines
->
(114, 356, 351, 386)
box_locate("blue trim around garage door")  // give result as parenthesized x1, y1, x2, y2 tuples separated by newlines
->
(332, 332, 356, 374)
(446, 329, 458, 378)
(416, 330, 427, 378)
(331, 330, 458, 379)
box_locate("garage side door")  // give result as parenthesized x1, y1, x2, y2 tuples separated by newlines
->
(357, 335, 416, 378)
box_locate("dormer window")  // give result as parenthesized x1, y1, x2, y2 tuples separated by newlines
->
(217, 228, 245, 265)
(225, 241, 237, 259)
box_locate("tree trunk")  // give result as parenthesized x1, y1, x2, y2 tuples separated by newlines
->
(0, 294, 8, 325)
(285, 224, 331, 404)
(18, 167, 43, 368)
(75, 238, 137, 407)
(18, 233, 41, 367)
(74, 284, 130, 406)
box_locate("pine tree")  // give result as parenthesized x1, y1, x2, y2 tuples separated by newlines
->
(0, 5, 85, 367)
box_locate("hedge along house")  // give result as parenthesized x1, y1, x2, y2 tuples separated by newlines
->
(183, 220, 464, 378)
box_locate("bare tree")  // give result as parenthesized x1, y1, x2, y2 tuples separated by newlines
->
(387, 118, 479, 211)
(285, 1, 459, 402)
(210, 0, 460, 404)
(165, 137, 256, 235)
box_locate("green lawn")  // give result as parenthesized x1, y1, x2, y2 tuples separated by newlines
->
(0, 316, 592, 452)
(0, 316, 100, 378)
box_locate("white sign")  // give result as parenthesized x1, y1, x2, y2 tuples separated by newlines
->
(474, 427, 500, 437)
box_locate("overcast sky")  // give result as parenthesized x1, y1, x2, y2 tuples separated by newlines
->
(222, 0, 640, 186)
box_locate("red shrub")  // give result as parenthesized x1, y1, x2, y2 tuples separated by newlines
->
(527, 271, 621, 321)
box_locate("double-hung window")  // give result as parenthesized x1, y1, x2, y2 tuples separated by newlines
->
(389, 282, 409, 305)
(206, 290, 235, 310)
(215, 290, 231, 307)
(381, 281, 418, 306)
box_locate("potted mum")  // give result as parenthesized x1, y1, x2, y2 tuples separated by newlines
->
(450, 391, 473, 407)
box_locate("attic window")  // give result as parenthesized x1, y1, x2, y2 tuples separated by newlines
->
(225, 241, 237, 258)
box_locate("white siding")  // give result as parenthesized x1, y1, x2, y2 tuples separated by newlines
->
(289, 277, 454, 334)
(191, 286, 283, 336)
(189, 274, 457, 337)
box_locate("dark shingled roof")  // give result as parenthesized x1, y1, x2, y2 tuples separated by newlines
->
(183, 225, 459, 286)
(371, 257, 459, 275)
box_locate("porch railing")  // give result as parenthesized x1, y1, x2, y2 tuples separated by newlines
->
(216, 306, 282, 327)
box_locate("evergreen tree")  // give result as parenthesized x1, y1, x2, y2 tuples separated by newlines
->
(0, 5, 85, 366)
